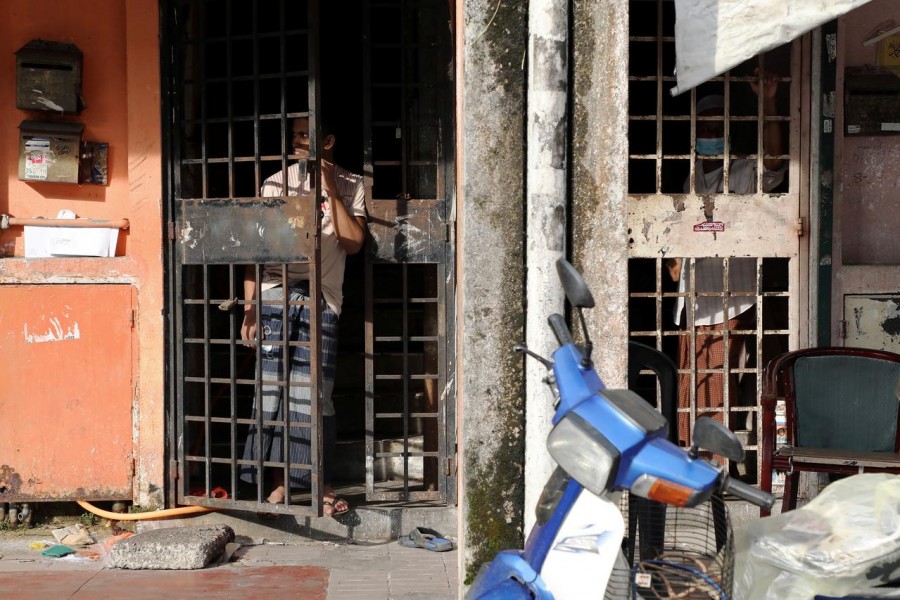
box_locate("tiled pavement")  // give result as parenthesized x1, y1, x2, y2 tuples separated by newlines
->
(0, 535, 459, 600)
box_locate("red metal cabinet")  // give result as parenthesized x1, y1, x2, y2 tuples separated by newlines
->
(0, 284, 134, 501)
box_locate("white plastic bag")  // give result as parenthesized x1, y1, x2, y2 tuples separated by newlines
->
(734, 473, 900, 600)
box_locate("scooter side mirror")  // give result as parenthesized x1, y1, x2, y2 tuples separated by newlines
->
(690, 417, 745, 462)
(556, 259, 595, 309)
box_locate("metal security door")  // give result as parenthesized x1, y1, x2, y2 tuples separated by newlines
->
(626, 0, 808, 483)
(363, 0, 456, 503)
(163, 0, 327, 516)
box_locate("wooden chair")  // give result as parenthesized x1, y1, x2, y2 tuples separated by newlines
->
(759, 347, 900, 516)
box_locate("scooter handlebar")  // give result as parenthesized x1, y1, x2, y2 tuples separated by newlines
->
(548, 313, 574, 347)
(722, 476, 775, 510)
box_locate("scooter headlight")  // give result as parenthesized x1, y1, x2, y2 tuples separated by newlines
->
(547, 413, 620, 496)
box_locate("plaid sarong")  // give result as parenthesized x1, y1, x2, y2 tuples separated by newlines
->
(677, 309, 753, 445)
(240, 284, 338, 490)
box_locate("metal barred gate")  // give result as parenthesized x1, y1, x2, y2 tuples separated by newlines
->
(162, 0, 457, 514)
(163, 0, 326, 516)
(626, 0, 808, 483)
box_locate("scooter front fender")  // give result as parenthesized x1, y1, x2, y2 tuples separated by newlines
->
(466, 550, 552, 600)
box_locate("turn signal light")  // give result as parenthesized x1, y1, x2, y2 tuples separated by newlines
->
(645, 479, 694, 507)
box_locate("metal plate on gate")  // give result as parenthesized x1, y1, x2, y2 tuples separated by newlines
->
(179, 196, 317, 264)
(367, 200, 445, 263)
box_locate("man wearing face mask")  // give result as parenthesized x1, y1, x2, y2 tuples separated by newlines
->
(667, 69, 786, 445)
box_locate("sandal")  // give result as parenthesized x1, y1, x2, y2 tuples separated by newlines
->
(398, 527, 454, 552)
(323, 496, 350, 517)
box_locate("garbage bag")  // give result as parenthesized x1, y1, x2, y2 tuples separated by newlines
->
(734, 473, 900, 600)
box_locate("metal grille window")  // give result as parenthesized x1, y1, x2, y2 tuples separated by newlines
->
(628, 1, 795, 196)
(626, 0, 805, 482)
(628, 257, 791, 476)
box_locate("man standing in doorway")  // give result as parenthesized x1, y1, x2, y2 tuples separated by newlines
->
(240, 116, 367, 516)
(668, 69, 786, 445)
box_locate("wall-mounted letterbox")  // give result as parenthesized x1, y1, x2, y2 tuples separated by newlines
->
(16, 40, 84, 114)
(18, 121, 85, 184)
(845, 68, 900, 136)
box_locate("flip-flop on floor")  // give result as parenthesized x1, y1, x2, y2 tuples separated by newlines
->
(398, 527, 454, 552)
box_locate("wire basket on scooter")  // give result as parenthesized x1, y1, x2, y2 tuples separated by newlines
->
(605, 492, 733, 600)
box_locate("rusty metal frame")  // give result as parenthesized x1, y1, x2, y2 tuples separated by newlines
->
(164, 0, 325, 517)
(626, 0, 805, 483)
(628, 257, 792, 469)
(362, 0, 456, 503)
(365, 262, 447, 502)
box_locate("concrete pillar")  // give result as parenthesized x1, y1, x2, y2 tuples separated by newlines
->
(571, 0, 630, 389)
(457, 0, 529, 588)
(524, 0, 568, 534)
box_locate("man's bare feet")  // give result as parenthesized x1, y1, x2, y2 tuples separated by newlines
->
(323, 486, 350, 516)
(266, 485, 286, 505)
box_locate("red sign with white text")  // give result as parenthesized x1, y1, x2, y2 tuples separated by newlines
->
(693, 221, 725, 233)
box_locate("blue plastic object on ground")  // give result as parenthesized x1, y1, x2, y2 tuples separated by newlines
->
(398, 527, 454, 552)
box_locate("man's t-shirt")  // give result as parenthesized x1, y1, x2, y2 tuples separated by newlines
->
(259, 162, 366, 316)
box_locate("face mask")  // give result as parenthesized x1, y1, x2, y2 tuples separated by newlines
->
(696, 137, 725, 156)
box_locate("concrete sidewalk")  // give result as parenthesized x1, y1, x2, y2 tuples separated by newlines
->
(0, 534, 459, 599)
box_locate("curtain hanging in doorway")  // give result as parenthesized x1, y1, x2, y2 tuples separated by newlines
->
(671, 0, 874, 95)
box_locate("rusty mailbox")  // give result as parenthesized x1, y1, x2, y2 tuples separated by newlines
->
(18, 120, 85, 184)
(16, 39, 84, 114)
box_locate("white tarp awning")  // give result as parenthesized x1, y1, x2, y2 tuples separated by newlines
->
(672, 0, 874, 96)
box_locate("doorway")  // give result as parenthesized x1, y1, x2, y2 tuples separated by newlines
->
(161, 0, 456, 515)
(626, 0, 809, 483)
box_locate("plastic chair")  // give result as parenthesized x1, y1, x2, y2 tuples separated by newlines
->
(759, 347, 900, 516)
(627, 341, 678, 433)
(625, 342, 678, 562)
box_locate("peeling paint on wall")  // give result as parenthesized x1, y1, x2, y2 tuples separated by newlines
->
(23, 316, 80, 343)
(702, 195, 716, 219)
(846, 295, 900, 353)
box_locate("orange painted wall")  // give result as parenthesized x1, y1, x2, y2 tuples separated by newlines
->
(0, 0, 165, 506)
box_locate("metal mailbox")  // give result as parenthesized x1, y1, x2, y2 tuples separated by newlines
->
(16, 39, 84, 114)
(18, 120, 85, 184)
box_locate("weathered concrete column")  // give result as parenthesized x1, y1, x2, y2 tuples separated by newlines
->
(458, 0, 529, 588)
(571, 1, 630, 387)
(524, 0, 568, 534)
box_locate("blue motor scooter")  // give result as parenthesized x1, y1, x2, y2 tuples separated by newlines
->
(466, 259, 775, 600)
